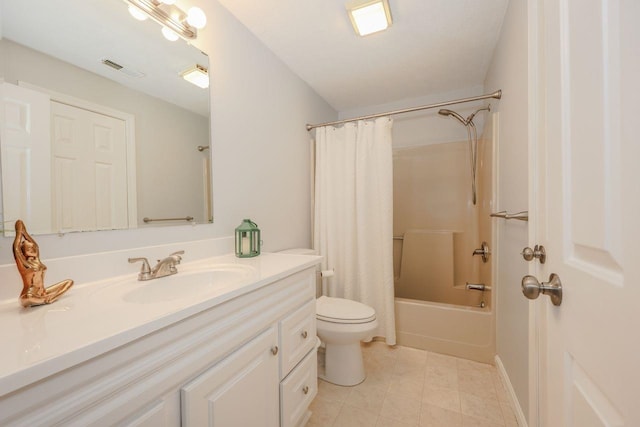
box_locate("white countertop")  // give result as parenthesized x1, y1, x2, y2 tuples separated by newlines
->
(0, 252, 321, 397)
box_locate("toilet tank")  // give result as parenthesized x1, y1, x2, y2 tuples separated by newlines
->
(277, 248, 321, 297)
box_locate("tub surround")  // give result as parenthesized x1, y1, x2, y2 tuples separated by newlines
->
(0, 242, 321, 425)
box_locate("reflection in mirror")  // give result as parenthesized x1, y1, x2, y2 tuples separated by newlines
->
(0, 0, 212, 236)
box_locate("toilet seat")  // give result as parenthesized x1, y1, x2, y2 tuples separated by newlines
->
(316, 296, 376, 324)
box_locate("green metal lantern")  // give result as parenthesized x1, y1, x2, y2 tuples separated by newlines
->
(235, 219, 260, 258)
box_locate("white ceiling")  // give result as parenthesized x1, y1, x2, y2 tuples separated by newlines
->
(216, 0, 510, 112)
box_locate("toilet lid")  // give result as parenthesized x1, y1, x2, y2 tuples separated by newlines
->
(316, 296, 376, 324)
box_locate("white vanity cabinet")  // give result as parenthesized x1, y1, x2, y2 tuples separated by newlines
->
(182, 326, 280, 426)
(0, 265, 318, 427)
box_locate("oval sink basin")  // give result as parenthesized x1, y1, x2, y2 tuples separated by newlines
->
(92, 264, 256, 304)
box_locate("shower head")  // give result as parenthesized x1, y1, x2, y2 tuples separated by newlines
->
(466, 105, 491, 123)
(438, 109, 467, 125)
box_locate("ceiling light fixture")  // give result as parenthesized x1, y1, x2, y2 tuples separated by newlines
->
(346, 0, 392, 36)
(181, 64, 209, 89)
(123, 0, 205, 40)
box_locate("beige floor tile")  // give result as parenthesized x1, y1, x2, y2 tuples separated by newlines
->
(460, 392, 505, 425)
(419, 403, 462, 427)
(307, 396, 343, 427)
(458, 370, 498, 400)
(462, 415, 506, 427)
(361, 368, 393, 389)
(344, 380, 388, 414)
(333, 404, 380, 427)
(396, 346, 428, 364)
(426, 351, 459, 369)
(379, 391, 422, 425)
(457, 358, 494, 374)
(422, 384, 461, 412)
(365, 355, 398, 381)
(376, 416, 418, 427)
(362, 341, 399, 359)
(500, 401, 519, 427)
(317, 379, 352, 403)
(393, 363, 427, 383)
(388, 376, 424, 399)
(424, 364, 459, 390)
(493, 372, 511, 403)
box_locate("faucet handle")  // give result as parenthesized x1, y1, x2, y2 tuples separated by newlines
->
(128, 257, 152, 281)
(170, 250, 185, 263)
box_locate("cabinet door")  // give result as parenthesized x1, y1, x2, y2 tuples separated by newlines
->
(181, 326, 279, 427)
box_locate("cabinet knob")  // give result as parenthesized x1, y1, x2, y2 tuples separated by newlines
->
(302, 385, 309, 395)
(271, 346, 279, 355)
(301, 330, 308, 339)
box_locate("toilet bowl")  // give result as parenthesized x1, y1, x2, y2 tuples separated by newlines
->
(277, 248, 378, 386)
(316, 296, 378, 386)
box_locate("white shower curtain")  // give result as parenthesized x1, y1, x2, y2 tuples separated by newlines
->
(313, 117, 396, 345)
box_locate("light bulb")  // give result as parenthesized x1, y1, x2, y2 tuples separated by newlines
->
(128, 5, 148, 21)
(187, 7, 207, 29)
(161, 27, 179, 41)
(158, 0, 176, 4)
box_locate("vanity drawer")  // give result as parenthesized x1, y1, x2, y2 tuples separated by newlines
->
(279, 299, 316, 377)
(280, 349, 317, 427)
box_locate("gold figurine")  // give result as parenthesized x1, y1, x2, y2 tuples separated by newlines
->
(12, 220, 73, 307)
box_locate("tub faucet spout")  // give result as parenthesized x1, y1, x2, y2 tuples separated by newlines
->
(466, 283, 488, 291)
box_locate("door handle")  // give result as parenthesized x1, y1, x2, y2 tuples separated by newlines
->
(521, 273, 562, 306)
(521, 245, 546, 263)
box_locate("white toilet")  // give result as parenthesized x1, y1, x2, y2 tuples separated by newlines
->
(279, 249, 378, 386)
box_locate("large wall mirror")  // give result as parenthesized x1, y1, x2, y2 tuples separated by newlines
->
(0, 0, 212, 236)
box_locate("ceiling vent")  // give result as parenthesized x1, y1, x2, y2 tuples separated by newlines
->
(101, 59, 145, 78)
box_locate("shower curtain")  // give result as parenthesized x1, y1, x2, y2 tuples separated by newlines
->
(314, 117, 396, 345)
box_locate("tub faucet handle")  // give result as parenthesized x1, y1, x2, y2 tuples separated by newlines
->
(472, 242, 490, 263)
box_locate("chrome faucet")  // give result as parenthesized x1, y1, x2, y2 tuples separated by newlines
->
(128, 250, 185, 281)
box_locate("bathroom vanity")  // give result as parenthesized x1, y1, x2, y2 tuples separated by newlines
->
(0, 253, 320, 427)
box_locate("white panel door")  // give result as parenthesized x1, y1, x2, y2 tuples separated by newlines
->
(535, 0, 640, 425)
(0, 82, 52, 234)
(51, 101, 128, 232)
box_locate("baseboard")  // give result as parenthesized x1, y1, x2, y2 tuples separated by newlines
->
(494, 355, 528, 427)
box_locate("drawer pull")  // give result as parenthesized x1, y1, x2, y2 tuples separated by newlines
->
(271, 346, 279, 355)
(301, 330, 308, 339)
(302, 385, 309, 395)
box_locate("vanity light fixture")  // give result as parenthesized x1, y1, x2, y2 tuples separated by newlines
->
(181, 64, 209, 89)
(346, 0, 392, 36)
(124, 0, 207, 41)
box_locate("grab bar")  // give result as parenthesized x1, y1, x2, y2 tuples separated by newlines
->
(143, 216, 194, 223)
(490, 210, 529, 221)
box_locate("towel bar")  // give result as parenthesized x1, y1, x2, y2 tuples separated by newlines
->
(490, 211, 528, 221)
(143, 216, 194, 223)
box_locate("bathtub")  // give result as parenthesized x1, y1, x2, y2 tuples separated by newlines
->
(395, 297, 495, 363)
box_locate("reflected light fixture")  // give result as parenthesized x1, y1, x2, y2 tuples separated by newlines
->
(128, 4, 148, 21)
(346, 0, 392, 36)
(124, 0, 206, 41)
(181, 64, 209, 89)
(161, 26, 179, 41)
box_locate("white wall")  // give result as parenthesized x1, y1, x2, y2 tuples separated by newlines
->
(0, 0, 336, 264)
(483, 0, 530, 420)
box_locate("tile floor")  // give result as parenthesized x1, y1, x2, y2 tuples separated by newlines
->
(307, 342, 518, 427)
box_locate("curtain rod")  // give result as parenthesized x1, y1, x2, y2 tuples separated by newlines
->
(306, 90, 502, 131)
